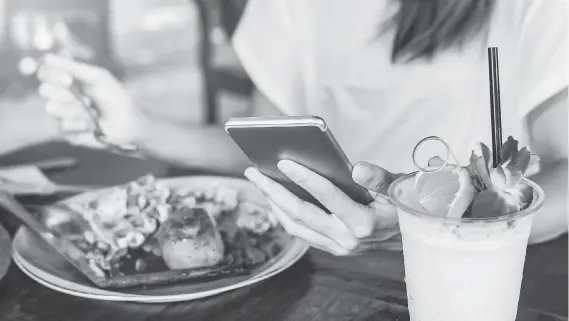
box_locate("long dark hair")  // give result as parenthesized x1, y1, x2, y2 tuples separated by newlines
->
(387, 0, 495, 63)
(225, 0, 495, 63)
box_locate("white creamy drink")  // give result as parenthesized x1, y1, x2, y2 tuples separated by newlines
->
(394, 175, 539, 320)
(388, 137, 544, 321)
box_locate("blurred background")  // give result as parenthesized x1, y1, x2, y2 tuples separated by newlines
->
(0, 0, 258, 183)
(0, 0, 253, 124)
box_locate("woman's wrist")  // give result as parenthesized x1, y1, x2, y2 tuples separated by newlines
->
(122, 107, 161, 151)
(104, 105, 152, 147)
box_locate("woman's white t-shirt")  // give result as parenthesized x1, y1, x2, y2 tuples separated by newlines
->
(232, 0, 568, 241)
(233, 0, 566, 172)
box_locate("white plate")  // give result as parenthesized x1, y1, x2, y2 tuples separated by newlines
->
(0, 223, 11, 282)
(12, 176, 309, 302)
(13, 240, 308, 303)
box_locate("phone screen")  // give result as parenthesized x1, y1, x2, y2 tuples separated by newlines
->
(225, 118, 373, 210)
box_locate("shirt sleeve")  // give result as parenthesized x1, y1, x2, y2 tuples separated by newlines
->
(518, 0, 568, 117)
(232, 0, 305, 115)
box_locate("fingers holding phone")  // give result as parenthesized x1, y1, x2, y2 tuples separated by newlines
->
(227, 116, 402, 255)
(244, 160, 402, 255)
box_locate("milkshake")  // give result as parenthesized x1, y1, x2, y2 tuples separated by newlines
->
(388, 137, 545, 321)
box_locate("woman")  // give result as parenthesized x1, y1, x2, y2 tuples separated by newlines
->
(37, 0, 567, 254)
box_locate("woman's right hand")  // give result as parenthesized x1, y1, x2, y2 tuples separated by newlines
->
(37, 54, 148, 148)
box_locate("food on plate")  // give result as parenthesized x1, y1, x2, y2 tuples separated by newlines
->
(157, 207, 225, 270)
(65, 175, 287, 278)
(236, 202, 279, 235)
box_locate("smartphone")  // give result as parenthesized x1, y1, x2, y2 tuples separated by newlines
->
(224, 116, 374, 210)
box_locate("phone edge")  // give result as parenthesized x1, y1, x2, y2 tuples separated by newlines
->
(322, 128, 354, 171)
(224, 116, 327, 131)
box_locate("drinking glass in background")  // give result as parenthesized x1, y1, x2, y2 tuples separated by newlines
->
(388, 173, 545, 321)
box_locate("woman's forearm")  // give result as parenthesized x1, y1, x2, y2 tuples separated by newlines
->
(133, 116, 251, 175)
(130, 91, 281, 175)
(528, 159, 568, 243)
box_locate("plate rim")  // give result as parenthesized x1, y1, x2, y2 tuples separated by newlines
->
(13, 239, 308, 302)
(13, 252, 144, 302)
(62, 175, 264, 204)
(12, 175, 310, 302)
(0, 223, 11, 282)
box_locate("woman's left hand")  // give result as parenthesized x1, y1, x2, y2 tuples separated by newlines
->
(244, 160, 403, 255)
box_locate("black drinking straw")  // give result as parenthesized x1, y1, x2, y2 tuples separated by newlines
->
(487, 47, 503, 168)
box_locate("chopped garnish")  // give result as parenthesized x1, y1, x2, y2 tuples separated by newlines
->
(68, 175, 286, 277)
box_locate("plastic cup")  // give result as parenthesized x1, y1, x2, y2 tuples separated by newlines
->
(388, 172, 545, 321)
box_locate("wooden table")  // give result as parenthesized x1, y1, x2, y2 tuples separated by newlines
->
(0, 144, 566, 321)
